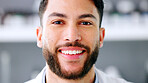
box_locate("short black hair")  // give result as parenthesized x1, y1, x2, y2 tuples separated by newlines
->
(39, 0, 104, 27)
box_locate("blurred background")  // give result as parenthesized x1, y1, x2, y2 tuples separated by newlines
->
(0, 0, 148, 83)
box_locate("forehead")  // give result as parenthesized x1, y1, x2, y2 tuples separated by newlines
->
(43, 0, 99, 19)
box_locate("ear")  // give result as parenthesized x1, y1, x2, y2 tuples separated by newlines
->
(36, 26, 43, 48)
(99, 28, 105, 48)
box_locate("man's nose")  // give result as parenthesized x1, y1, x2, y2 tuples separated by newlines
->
(64, 25, 81, 42)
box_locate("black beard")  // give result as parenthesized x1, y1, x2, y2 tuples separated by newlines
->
(42, 41, 99, 80)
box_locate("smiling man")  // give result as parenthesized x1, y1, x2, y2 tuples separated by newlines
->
(25, 0, 131, 83)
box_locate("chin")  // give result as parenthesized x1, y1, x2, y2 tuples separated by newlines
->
(63, 65, 83, 73)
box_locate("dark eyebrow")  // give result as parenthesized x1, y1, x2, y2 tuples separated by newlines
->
(48, 12, 67, 18)
(78, 14, 97, 20)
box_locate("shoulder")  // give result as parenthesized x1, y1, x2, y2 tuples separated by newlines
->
(25, 79, 36, 83)
(24, 67, 46, 83)
(95, 68, 132, 83)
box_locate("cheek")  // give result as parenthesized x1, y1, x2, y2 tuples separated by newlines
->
(82, 29, 99, 50)
(43, 30, 59, 52)
(90, 33, 99, 49)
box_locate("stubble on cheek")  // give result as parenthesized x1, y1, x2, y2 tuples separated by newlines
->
(42, 44, 61, 74)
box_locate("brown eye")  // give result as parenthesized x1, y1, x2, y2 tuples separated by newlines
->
(52, 21, 64, 25)
(53, 21, 63, 24)
(80, 21, 93, 25)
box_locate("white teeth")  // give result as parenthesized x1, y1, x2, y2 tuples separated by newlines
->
(61, 50, 83, 55)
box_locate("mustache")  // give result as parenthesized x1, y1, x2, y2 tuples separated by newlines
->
(55, 41, 90, 54)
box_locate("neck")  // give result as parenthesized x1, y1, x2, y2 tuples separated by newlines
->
(46, 65, 96, 83)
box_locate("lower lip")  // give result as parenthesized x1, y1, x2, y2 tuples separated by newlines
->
(60, 53, 84, 60)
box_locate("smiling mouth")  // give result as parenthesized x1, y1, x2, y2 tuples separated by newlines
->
(58, 46, 86, 55)
(58, 47, 87, 60)
(59, 50, 86, 55)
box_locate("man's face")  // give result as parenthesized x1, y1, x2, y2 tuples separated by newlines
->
(37, 0, 104, 80)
